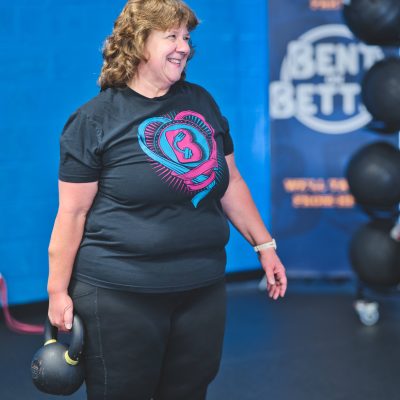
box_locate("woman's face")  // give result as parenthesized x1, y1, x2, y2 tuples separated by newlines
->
(139, 24, 191, 90)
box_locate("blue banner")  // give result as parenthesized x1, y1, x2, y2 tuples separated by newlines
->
(269, 1, 399, 277)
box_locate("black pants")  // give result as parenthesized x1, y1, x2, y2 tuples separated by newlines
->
(68, 279, 226, 400)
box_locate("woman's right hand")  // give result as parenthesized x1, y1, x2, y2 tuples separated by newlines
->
(48, 291, 74, 332)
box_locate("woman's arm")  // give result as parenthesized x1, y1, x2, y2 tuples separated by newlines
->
(47, 180, 98, 330)
(221, 153, 287, 300)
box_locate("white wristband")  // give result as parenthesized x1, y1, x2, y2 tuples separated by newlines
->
(253, 239, 277, 252)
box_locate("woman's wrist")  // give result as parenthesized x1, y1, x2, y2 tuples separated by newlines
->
(48, 290, 68, 298)
(253, 238, 277, 253)
(257, 247, 277, 259)
(47, 283, 69, 296)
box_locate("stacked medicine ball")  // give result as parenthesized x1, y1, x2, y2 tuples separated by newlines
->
(343, 0, 400, 287)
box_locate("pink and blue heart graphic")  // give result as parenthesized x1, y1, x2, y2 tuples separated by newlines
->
(138, 111, 219, 207)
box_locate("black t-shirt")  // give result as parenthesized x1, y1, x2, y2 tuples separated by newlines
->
(59, 81, 234, 292)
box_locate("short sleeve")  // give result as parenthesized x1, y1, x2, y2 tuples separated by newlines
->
(221, 115, 234, 156)
(58, 110, 103, 183)
(202, 86, 234, 156)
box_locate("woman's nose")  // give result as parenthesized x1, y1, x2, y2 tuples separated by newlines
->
(177, 37, 190, 54)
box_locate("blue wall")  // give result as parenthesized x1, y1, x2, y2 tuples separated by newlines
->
(0, 0, 270, 304)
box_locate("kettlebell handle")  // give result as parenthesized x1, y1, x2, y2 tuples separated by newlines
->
(45, 314, 84, 361)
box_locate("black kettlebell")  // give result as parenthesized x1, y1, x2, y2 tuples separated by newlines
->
(31, 314, 85, 395)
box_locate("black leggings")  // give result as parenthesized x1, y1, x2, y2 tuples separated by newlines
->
(68, 279, 226, 400)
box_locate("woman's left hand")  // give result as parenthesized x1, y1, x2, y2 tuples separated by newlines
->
(259, 249, 287, 300)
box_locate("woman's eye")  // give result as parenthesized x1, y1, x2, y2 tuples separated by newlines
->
(168, 34, 176, 39)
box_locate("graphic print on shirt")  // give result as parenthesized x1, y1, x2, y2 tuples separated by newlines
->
(138, 111, 222, 207)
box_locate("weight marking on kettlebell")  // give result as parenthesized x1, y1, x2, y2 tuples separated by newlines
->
(31, 360, 41, 380)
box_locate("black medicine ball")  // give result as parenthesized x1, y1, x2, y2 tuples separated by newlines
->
(361, 58, 400, 131)
(346, 141, 400, 209)
(350, 220, 400, 287)
(342, 0, 400, 46)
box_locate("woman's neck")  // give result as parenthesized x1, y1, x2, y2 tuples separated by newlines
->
(127, 76, 170, 99)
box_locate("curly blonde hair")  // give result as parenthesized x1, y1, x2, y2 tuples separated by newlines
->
(98, 0, 199, 90)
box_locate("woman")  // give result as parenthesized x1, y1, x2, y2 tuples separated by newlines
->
(47, 0, 287, 399)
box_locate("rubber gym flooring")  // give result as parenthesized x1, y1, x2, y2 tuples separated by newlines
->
(1, 278, 399, 400)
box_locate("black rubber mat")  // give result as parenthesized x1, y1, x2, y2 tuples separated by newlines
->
(1, 279, 399, 400)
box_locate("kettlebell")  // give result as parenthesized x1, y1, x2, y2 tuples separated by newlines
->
(31, 314, 85, 395)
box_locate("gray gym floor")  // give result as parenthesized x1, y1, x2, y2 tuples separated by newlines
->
(1, 278, 399, 400)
